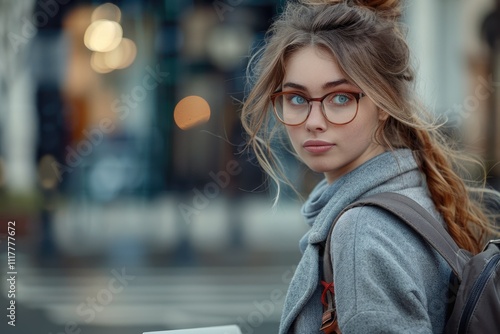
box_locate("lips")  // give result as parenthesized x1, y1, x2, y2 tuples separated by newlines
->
(303, 140, 335, 153)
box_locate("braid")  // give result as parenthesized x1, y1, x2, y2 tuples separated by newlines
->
(411, 128, 489, 254)
(376, 115, 494, 254)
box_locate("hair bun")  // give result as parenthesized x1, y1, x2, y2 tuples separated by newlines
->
(302, 0, 402, 20)
(354, 0, 401, 20)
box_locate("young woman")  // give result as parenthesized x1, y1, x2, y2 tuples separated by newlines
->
(241, 0, 498, 333)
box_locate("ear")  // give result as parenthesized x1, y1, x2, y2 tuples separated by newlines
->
(378, 108, 389, 121)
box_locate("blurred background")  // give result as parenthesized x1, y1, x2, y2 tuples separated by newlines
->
(0, 0, 499, 333)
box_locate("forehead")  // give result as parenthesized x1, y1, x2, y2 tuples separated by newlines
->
(283, 46, 346, 89)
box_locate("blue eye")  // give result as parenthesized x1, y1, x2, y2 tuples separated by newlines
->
(332, 94, 352, 105)
(289, 94, 307, 105)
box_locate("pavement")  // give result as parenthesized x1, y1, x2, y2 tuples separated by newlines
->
(0, 194, 308, 334)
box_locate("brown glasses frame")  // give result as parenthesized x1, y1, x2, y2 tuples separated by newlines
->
(270, 91, 365, 126)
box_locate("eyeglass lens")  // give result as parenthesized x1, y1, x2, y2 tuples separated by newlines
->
(274, 92, 359, 125)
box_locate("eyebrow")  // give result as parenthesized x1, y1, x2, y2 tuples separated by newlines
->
(282, 79, 351, 91)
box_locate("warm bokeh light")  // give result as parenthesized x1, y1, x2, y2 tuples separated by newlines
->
(38, 155, 59, 190)
(91, 3, 122, 23)
(90, 51, 114, 73)
(103, 38, 137, 70)
(174, 96, 211, 130)
(84, 19, 123, 52)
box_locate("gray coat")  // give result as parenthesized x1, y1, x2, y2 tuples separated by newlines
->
(279, 149, 452, 333)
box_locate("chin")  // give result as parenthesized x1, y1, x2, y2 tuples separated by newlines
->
(304, 161, 336, 174)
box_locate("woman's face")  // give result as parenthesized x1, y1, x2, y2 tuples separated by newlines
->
(282, 46, 387, 183)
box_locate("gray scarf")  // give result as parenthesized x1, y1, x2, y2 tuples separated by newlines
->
(298, 149, 419, 251)
(280, 148, 423, 333)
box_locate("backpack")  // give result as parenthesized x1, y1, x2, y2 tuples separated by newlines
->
(320, 192, 500, 334)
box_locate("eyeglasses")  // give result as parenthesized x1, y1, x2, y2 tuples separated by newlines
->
(270, 91, 365, 126)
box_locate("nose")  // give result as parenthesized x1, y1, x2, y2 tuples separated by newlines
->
(305, 101, 327, 132)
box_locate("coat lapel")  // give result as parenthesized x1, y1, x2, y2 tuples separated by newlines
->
(280, 244, 321, 333)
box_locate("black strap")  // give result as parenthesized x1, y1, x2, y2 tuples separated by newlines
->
(322, 192, 469, 287)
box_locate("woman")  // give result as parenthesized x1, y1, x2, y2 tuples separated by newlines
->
(240, 0, 498, 333)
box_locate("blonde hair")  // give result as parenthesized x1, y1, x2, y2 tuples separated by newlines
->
(241, 0, 499, 253)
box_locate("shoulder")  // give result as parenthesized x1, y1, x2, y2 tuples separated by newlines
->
(332, 190, 441, 251)
(330, 191, 447, 276)
(329, 192, 452, 332)
(332, 202, 415, 241)
(331, 204, 426, 259)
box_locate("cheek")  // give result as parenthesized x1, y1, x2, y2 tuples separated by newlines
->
(360, 104, 382, 128)
(286, 127, 303, 150)
(343, 111, 380, 141)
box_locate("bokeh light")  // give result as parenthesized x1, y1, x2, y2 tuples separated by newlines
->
(103, 38, 137, 70)
(90, 51, 114, 73)
(91, 3, 121, 23)
(174, 96, 211, 130)
(84, 19, 123, 52)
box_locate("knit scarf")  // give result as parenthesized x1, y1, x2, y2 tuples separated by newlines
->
(279, 149, 422, 334)
(298, 149, 419, 251)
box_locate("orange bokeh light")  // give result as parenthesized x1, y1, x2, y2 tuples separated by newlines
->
(174, 96, 211, 130)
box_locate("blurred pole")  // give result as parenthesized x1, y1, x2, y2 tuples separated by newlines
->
(0, 0, 37, 193)
(481, 1, 500, 188)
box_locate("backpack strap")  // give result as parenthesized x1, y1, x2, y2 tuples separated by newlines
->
(323, 192, 469, 287)
(320, 192, 470, 332)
